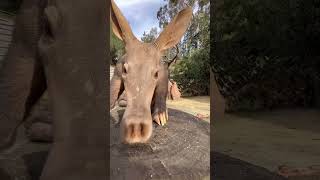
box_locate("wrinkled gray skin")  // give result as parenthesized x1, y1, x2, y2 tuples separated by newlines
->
(110, 0, 192, 144)
(0, 0, 109, 179)
(0, 0, 46, 149)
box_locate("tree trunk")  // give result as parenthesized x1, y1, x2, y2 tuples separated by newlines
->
(210, 70, 225, 121)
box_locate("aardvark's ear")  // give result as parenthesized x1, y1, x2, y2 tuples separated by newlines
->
(154, 7, 192, 51)
(110, 0, 137, 43)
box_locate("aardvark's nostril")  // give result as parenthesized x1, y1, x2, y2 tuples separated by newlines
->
(128, 123, 145, 139)
(122, 121, 152, 144)
(140, 123, 145, 137)
(129, 124, 135, 138)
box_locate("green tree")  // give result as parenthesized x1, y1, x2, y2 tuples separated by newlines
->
(141, 27, 158, 43)
(211, 0, 320, 110)
(110, 32, 124, 65)
(157, 0, 209, 54)
(157, 0, 211, 96)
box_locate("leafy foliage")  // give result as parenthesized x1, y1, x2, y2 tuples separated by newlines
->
(110, 32, 124, 65)
(211, 0, 320, 110)
(157, 0, 210, 96)
(171, 48, 210, 96)
(110, 0, 210, 96)
(141, 27, 158, 43)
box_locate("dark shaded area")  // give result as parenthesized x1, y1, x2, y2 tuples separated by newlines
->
(233, 108, 320, 133)
(23, 151, 48, 180)
(1, 149, 289, 180)
(211, 152, 286, 180)
(211, 0, 320, 111)
(1, 0, 110, 179)
(0, 0, 21, 12)
(0, 167, 11, 180)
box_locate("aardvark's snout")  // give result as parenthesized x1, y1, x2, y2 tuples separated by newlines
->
(120, 115, 153, 144)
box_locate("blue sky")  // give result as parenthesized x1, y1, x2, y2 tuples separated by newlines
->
(114, 0, 166, 39)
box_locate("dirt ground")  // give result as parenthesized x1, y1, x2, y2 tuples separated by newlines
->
(168, 96, 320, 179)
(214, 109, 320, 173)
(0, 96, 319, 179)
(167, 96, 210, 122)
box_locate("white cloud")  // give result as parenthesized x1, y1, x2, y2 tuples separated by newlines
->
(113, 0, 165, 38)
(114, 0, 162, 7)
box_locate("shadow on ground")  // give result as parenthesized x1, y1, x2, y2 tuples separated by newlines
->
(214, 109, 320, 172)
(233, 108, 320, 133)
(3, 107, 318, 180)
(211, 151, 286, 180)
(0, 167, 11, 180)
(0, 150, 289, 180)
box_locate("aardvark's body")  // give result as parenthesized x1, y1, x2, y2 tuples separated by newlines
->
(109, 0, 192, 144)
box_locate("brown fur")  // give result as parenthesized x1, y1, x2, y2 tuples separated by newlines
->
(110, 0, 192, 144)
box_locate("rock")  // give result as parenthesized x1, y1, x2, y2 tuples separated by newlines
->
(168, 80, 181, 100)
(170, 81, 181, 100)
(110, 107, 210, 180)
(0, 108, 210, 180)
